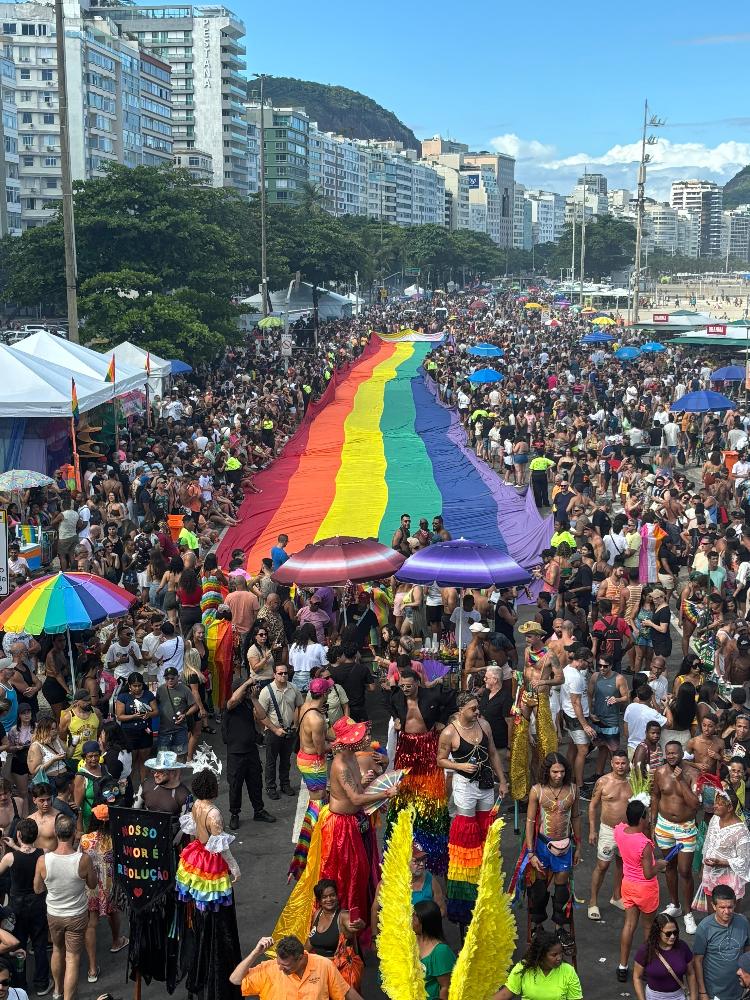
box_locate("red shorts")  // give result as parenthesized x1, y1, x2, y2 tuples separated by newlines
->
(621, 877, 660, 913)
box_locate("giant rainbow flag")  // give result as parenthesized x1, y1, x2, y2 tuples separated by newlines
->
(217, 334, 552, 572)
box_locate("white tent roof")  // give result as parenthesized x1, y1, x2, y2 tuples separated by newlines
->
(0, 345, 116, 418)
(14, 332, 147, 394)
(241, 282, 352, 320)
(112, 342, 171, 395)
(404, 284, 425, 297)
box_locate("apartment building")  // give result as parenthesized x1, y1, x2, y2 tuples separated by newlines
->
(670, 179, 723, 257)
(0, 37, 19, 235)
(246, 103, 308, 205)
(463, 152, 514, 247)
(307, 124, 367, 217)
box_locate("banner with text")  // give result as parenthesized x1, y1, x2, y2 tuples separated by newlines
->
(110, 807, 174, 912)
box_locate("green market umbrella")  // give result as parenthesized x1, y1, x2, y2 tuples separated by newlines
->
(258, 316, 283, 329)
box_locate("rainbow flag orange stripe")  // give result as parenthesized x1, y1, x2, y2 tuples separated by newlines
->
(71, 378, 79, 424)
(105, 354, 115, 383)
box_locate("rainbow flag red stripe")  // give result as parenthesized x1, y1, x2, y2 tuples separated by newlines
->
(71, 378, 79, 424)
(105, 354, 115, 383)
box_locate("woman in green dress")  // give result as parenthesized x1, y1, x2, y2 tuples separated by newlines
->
(413, 900, 456, 1000)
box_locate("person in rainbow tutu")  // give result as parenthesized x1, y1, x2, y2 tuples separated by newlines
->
(385, 668, 454, 875)
(175, 746, 241, 1000)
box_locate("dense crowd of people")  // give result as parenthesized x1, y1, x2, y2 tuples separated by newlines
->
(4, 288, 750, 1000)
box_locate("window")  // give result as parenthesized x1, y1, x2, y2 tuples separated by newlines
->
(21, 112, 31, 124)
(40, 70, 52, 82)
(22, 155, 33, 166)
(44, 156, 57, 166)
(21, 24, 34, 35)
(19, 70, 29, 80)
(21, 135, 33, 147)
(2, 24, 15, 34)
(42, 113, 53, 124)
(45, 178, 56, 189)
(17, 46, 30, 60)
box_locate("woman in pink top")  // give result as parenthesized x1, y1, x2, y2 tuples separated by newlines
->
(613, 799, 667, 983)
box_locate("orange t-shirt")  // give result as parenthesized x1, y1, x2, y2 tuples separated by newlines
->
(241, 952, 349, 1000)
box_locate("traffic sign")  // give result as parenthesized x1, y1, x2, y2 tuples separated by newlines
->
(280, 333, 293, 358)
(405, 268, 421, 275)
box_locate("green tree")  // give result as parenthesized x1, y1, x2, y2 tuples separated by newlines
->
(546, 216, 636, 280)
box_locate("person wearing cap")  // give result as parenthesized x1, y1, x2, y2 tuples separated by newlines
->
(298, 594, 331, 645)
(274, 716, 397, 944)
(155, 667, 197, 762)
(508, 622, 562, 803)
(59, 690, 101, 763)
(288, 677, 334, 881)
(464, 621, 491, 688)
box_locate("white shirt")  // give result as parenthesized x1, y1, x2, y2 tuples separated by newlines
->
(662, 423, 680, 447)
(604, 531, 628, 566)
(560, 665, 589, 718)
(105, 640, 142, 681)
(288, 642, 328, 684)
(623, 702, 667, 749)
(457, 390, 470, 410)
(154, 636, 185, 685)
(649, 674, 669, 706)
(76, 505, 91, 541)
(449, 608, 480, 648)
(732, 460, 750, 482)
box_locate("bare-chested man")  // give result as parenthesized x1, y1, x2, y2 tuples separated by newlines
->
(288, 677, 334, 882)
(387, 668, 452, 875)
(464, 622, 490, 687)
(588, 750, 631, 917)
(526, 752, 581, 947)
(651, 741, 701, 935)
(687, 714, 724, 777)
(0, 778, 26, 842)
(28, 782, 60, 851)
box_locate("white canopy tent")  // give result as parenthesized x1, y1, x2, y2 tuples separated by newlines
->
(241, 282, 353, 323)
(14, 332, 147, 394)
(404, 284, 425, 297)
(111, 342, 171, 397)
(0, 345, 115, 417)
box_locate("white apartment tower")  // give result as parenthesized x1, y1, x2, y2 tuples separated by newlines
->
(670, 180, 723, 257)
(105, 3, 248, 194)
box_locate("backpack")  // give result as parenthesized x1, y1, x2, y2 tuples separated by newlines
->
(600, 615, 624, 660)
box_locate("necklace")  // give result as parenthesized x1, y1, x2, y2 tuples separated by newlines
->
(455, 720, 482, 745)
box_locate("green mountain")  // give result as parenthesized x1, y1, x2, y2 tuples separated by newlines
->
(723, 164, 750, 209)
(247, 77, 419, 150)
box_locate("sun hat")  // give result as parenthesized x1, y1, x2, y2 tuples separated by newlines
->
(144, 749, 191, 771)
(331, 716, 368, 747)
(518, 621, 545, 635)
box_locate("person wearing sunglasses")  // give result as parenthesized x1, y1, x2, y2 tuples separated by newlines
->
(633, 912, 697, 1000)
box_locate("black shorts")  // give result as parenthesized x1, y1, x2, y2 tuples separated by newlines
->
(122, 729, 153, 752)
(426, 605, 443, 625)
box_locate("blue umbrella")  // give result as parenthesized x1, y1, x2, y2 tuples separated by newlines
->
(641, 341, 666, 353)
(467, 367, 504, 383)
(710, 365, 746, 382)
(615, 347, 642, 362)
(170, 359, 193, 374)
(581, 332, 615, 345)
(670, 390, 736, 413)
(468, 343, 504, 358)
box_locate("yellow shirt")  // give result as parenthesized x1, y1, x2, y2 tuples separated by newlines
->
(65, 709, 100, 760)
(241, 953, 349, 1000)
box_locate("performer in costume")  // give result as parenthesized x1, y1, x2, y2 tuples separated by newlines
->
(175, 746, 241, 1000)
(437, 691, 508, 928)
(271, 715, 397, 949)
(509, 622, 561, 803)
(523, 752, 581, 947)
(288, 677, 332, 882)
(385, 668, 454, 875)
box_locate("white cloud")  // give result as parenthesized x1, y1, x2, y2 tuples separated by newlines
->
(488, 133, 556, 160)
(503, 135, 750, 200)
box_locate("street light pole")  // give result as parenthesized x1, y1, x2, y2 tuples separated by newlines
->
(632, 99, 664, 328)
(54, 0, 78, 342)
(253, 73, 269, 317)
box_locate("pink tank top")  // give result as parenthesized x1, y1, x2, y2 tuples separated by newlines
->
(614, 822, 655, 884)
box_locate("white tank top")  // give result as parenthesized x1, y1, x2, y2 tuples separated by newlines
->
(44, 851, 87, 918)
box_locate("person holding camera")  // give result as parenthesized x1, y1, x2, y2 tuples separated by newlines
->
(258, 665, 303, 800)
(155, 667, 197, 762)
(223, 676, 276, 830)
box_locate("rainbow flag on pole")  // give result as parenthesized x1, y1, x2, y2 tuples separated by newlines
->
(144, 351, 151, 376)
(71, 378, 79, 424)
(105, 354, 115, 383)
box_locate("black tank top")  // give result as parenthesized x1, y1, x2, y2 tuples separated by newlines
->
(454, 730, 493, 785)
(10, 847, 42, 898)
(309, 908, 340, 958)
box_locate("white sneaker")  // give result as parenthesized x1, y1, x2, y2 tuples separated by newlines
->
(662, 903, 682, 917)
(684, 913, 697, 935)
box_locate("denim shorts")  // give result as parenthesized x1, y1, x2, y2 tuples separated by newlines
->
(157, 729, 188, 755)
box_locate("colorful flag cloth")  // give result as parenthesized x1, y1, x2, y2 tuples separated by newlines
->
(105, 354, 115, 383)
(71, 378, 79, 424)
(206, 616, 233, 709)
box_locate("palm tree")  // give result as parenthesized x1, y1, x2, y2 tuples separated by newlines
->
(299, 181, 324, 214)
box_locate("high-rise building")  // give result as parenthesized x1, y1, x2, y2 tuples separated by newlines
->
(643, 201, 678, 254)
(721, 207, 750, 264)
(512, 183, 532, 250)
(676, 209, 701, 258)
(246, 118, 259, 194)
(307, 124, 367, 217)
(0, 1, 174, 229)
(105, 2, 248, 194)
(420, 134, 468, 159)
(0, 36, 20, 236)
(355, 139, 444, 227)
(525, 190, 566, 244)
(173, 145, 212, 182)
(246, 103, 308, 205)
(429, 160, 470, 231)
(463, 152, 514, 246)
(670, 180, 723, 257)
(577, 172, 608, 196)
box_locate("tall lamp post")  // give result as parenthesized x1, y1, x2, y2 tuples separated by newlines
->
(252, 73, 269, 317)
(54, 0, 78, 342)
(632, 99, 665, 328)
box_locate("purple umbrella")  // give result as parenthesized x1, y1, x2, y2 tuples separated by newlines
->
(396, 539, 531, 672)
(395, 539, 531, 589)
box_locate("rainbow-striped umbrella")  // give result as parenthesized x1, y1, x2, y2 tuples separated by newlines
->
(0, 572, 136, 634)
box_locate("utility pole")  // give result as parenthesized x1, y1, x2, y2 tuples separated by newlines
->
(632, 99, 665, 327)
(579, 169, 586, 306)
(253, 73, 269, 317)
(570, 206, 576, 293)
(54, 0, 78, 342)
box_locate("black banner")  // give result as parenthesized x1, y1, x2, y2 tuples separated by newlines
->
(110, 806, 174, 912)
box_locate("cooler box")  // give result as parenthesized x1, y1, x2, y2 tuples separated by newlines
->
(724, 450, 739, 478)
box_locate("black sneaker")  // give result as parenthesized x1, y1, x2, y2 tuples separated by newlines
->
(281, 785, 297, 797)
(253, 809, 276, 823)
(616, 966, 629, 982)
(556, 926, 575, 952)
(229, 813, 239, 831)
(266, 788, 280, 800)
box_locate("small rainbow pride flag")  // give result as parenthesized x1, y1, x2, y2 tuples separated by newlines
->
(71, 378, 79, 424)
(144, 351, 151, 376)
(105, 354, 115, 383)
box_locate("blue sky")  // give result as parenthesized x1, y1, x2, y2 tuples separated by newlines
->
(241, 0, 750, 199)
